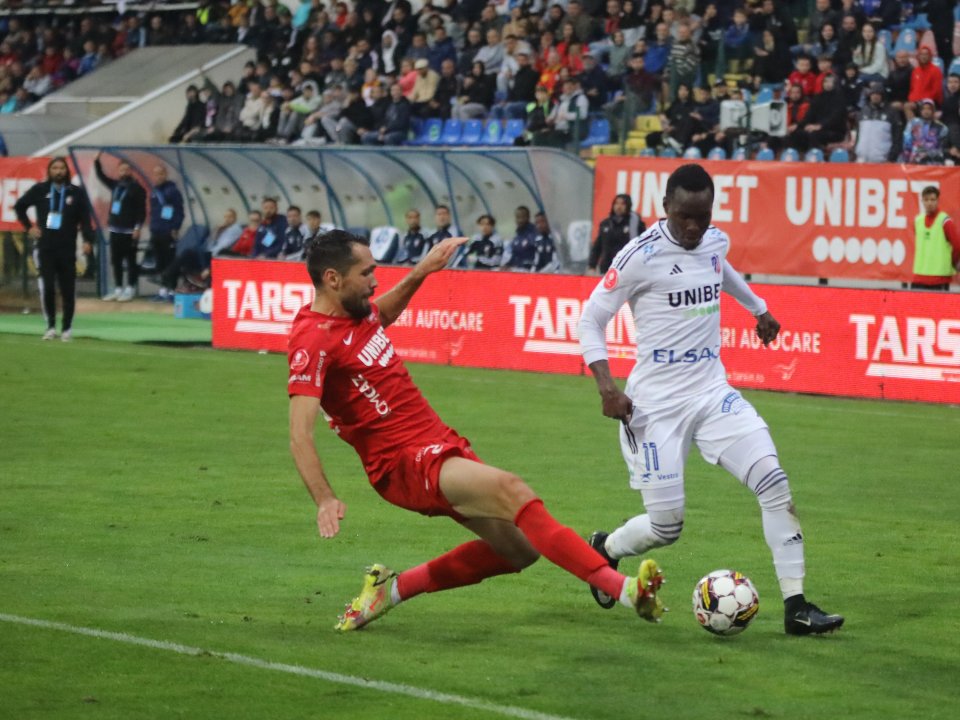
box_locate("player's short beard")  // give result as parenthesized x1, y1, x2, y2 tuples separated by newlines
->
(342, 293, 370, 319)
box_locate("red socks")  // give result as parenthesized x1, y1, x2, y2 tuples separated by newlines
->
(396, 539, 521, 600)
(514, 499, 626, 600)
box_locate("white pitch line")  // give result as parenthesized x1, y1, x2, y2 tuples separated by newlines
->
(0, 613, 579, 720)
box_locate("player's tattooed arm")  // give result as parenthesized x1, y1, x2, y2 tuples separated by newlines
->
(588, 359, 633, 422)
(755, 312, 780, 346)
(378, 236, 469, 327)
(289, 395, 347, 538)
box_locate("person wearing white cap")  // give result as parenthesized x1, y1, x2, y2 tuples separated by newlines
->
(409, 58, 440, 117)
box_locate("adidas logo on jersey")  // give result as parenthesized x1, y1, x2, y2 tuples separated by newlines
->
(784, 532, 804, 546)
(669, 264, 683, 275)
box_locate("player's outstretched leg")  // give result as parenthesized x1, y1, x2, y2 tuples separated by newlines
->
(719, 430, 844, 635)
(588, 531, 618, 609)
(336, 564, 397, 631)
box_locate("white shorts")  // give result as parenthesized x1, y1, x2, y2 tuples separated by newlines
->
(619, 384, 768, 492)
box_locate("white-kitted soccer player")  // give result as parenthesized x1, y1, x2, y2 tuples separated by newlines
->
(578, 164, 843, 635)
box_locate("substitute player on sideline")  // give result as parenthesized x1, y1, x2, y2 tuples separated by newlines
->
(578, 165, 844, 636)
(289, 230, 663, 631)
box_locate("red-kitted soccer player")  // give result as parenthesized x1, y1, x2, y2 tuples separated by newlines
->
(287, 230, 664, 631)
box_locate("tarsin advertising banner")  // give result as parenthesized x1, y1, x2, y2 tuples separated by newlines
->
(593, 157, 960, 283)
(212, 258, 960, 404)
(0, 157, 51, 231)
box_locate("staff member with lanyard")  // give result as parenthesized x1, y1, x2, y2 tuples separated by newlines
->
(14, 156, 95, 341)
(148, 164, 185, 301)
(95, 152, 147, 302)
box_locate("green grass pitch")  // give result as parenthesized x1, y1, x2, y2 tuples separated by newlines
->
(1, 332, 957, 719)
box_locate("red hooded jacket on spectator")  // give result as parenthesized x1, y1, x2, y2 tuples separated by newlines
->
(908, 61, 944, 107)
(788, 69, 817, 97)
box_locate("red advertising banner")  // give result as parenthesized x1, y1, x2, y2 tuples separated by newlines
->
(212, 258, 960, 404)
(593, 157, 960, 283)
(0, 157, 51, 230)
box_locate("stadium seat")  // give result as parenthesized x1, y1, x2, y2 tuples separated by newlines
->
(683, 146, 702, 159)
(707, 147, 727, 160)
(949, 58, 960, 78)
(829, 148, 850, 163)
(369, 226, 400, 263)
(408, 118, 442, 146)
(732, 147, 748, 160)
(780, 148, 800, 162)
(498, 118, 525, 145)
(566, 220, 593, 262)
(894, 28, 917, 54)
(460, 119, 484, 145)
(754, 87, 774, 104)
(639, 147, 656, 157)
(176, 224, 209, 256)
(658, 147, 678, 158)
(877, 29, 893, 55)
(439, 119, 462, 145)
(756, 147, 775, 161)
(804, 148, 825, 163)
(482, 119, 503, 145)
(932, 56, 944, 73)
(581, 118, 611, 148)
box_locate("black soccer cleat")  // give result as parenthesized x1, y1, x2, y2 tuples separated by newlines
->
(784, 599, 845, 635)
(588, 531, 619, 609)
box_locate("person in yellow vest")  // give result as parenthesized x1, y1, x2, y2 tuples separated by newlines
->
(912, 186, 960, 290)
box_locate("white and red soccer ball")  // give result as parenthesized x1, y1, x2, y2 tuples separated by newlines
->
(692, 569, 759, 636)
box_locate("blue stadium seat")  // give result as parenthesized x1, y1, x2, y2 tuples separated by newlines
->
(683, 146, 702, 159)
(732, 147, 748, 160)
(894, 28, 917, 54)
(369, 226, 400, 263)
(580, 118, 611, 147)
(482, 119, 503, 145)
(408, 118, 443, 146)
(756, 147, 775, 161)
(707, 147, 727, 160)
(949, 58, 960, 78)
(439, 119, 462, 145)
(780, 148, 800, 162)
(804, 148, 825, 162)
(829, 148, 850, 163)
(460, 119, 484, 145)
(878, 29, 893, 55)
(754, 87, 774, 104)
(658, 146, 678, 158)
(498, 118, 525, 145)
(932, 56, 944, 73)
(639, 147, 656, 157)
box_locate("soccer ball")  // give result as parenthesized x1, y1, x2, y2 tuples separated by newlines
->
(692, 569, 759, 636)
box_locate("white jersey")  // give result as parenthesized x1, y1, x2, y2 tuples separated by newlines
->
(579, 219, 767, 405)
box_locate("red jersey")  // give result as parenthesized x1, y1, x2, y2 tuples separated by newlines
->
(788, 70, 816, 98)
(287, 303, 457, 482)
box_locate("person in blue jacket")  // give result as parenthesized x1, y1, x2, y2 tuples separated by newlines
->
(148, 164, 185, 291)
(253, 197, 288, 258)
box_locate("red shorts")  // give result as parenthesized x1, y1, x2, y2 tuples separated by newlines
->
(373, 435, 480, 521)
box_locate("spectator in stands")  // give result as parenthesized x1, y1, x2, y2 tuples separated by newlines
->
(788, 55, 817, 98)
(475, 28, 505, 76)
(840, 63, 866, 113)
(458, 27, 484, 76)
(809, 0, 840, 37)
(453, 60, 495, 120)
(492, 49, 539, 119)
(503, 206, 539, 271)
(462, 214, 504, 270)
(147, 164, 185, 298)
(751, 29, 792, 86)
(666, 21, 699, 102)
(645, 22, 672, 77)
(855, 82, 902, 163)
(784, 83, 810, 144)
(276, 80, 322, 143)
(253, 198, 288, 259)
(193, 80, 243, 143)
(361, 82, 412, 145)
(807, 22, 838, 62)
(95, 153, 147, 302)
(852, 22, 888, 82)
(791, 73, 848, 152)
(902, 99, 948, 164)
(566, 1, 598, 44)
(750, 0, 797, 47)
(425, 204, 457, 255)
(579, 52, 608, 112)
(77, 41, 100, 77)
(409, 58, 440, 116)
(279, 206, 309, 262)
(428, 25, 457, 72)
(533, 76, 589, 148)
(22, 66, 52, 100)
(169, 85, 205, 143)
(910, 186, 960, 290)
(687, 84, 722, 156)
(886, 50, 913, 111)
(421, 58, 458, 120)
(645, 82, 694, 153)
(606, 30, 630, 85)
(234, 81, 270, 142)
(395, 210, 427, 265)
(323, 87, 372, 144)
(943, 74, 960, 162)
(147, 14, 174, 46)
(723, 8, 753, 74)
(178, 12, 206, 45)
(589, 194, 643, 275)
(834, 14, 861, 68)
(518, 84, 555, 145)
(814, 55, 836, 94)
(908, 47, 944, 110)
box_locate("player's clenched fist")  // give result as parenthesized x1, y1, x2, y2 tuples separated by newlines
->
(316, 497, 346, 538)
(600, 388, 633, 422)
(755, 311, 781, 346)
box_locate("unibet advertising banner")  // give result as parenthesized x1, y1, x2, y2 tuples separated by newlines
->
(593, 156, 960, 283)
(212, 258, 960, 403)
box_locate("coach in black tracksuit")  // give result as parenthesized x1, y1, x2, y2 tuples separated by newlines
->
(95, 152, 146, 300)
(15, 156, 95, 339)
